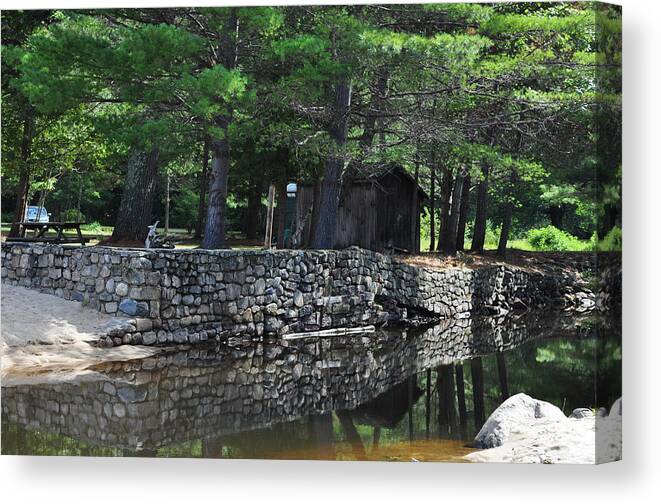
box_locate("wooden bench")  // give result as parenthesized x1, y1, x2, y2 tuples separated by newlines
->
(5, 222, 89, 245)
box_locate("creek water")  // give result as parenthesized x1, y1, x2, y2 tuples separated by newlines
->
(1, 311, 620, 461)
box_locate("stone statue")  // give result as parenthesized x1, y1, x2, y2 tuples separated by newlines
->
(145, 221, 159, 249)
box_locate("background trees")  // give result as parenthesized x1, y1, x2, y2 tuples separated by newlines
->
(1, 3, 621, 253)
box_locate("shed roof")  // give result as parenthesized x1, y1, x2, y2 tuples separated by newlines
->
(346, 161, 429, 200)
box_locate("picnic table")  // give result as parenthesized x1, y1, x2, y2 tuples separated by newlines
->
(5, 222, 89, 245)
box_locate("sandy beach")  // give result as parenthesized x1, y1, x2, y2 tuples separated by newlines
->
(1, 284, 160, 385)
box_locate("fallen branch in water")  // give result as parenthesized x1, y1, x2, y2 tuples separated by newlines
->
(283, 325, 376, 340)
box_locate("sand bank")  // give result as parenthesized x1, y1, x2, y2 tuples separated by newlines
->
(1, 284, 160, 384)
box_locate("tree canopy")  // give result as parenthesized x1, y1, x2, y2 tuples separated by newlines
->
(1, 3, 621, 253)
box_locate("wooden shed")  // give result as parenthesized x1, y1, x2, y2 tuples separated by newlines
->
(294, 163, 426, 253)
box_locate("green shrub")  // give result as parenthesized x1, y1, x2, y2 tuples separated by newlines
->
(60, 208, 85, 222)
(596, 226, 622, 251)
(171, 187, 199, 232)
(84, 221, 104, 233)
(527, 225, 588, 252)
(483, 222, 501, 249)
(1, 211, 15, 223)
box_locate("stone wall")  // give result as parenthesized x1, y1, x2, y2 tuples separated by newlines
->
(1, 243, 580, 346)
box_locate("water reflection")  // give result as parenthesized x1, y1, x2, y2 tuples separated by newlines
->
(1, 311, 620, 461)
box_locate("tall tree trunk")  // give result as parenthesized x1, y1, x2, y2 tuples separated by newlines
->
(437, 364, 457, 437)
(245, 179, 261, 240)
(497, 171, 517, 257)
(275, 180, 287, 248)
(311, 81, 352, 249)
(411, 147, 420, 253)
(308, 413, 334, 460)
(455, 363, 468, 433)
(497, 202, 513, 257)
(10, 172, 30, 237)
(373, 426, 381, 448)
(77, 172, 83, 222)
(194, 138, 210, 239)
(425, 368, 432, 439)
(498, 129, 522, 256)
(471, 357, 485, 432)
(336, 411, 367, 461)
(306, 175, 322, 247)
(471, 164, 490, 253)
(456, 174, 471, 252)
(441, 170, 465, 255)
(408, 375, 415, 441)
(437, 166, 453, 252)
(202, 128, 231, 249)
(598, 204, 619, 239)
(549, 205, 564, 229)
(429, 166, 436, 252)
(359, 69, 388, 152)
(164, 174, 170, 234)
(109, 148, 160, 243)
(202, 10, 237, 249)
(9, 111, 35, 237)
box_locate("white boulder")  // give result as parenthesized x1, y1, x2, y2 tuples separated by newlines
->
(466, 395, 622, 464)
(474, 393, 567, 449)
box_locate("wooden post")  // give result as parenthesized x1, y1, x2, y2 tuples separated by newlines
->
(195, 138, 210, 239)
(264, 184, 276, 249)
(164, 174, 170, 234)
(77, 172, 83, 222)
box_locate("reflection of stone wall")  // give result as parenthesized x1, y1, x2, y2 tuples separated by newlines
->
(596, 253, 622, 310)
(2, 244, 580, 345)
(1, 314, 586, 451)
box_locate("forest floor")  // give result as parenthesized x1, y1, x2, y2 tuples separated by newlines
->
(0, 224, 592, 267)
(399, 249, 596, 276)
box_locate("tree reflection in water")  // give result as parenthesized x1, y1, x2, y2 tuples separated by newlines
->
(1, 312, 620, 461)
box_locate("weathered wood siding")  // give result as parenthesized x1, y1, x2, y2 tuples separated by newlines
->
(373, 171, 418, 252)
(335, 183, 377, 250)
(296, 169, 421, 252)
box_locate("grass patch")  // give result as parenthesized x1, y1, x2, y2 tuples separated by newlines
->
(419, 225, 596, 253)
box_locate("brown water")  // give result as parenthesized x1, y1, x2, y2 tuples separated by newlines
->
(1, 312, 621, 461)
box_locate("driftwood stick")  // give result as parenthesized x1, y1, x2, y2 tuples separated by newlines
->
(283, 325, 376, 340)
